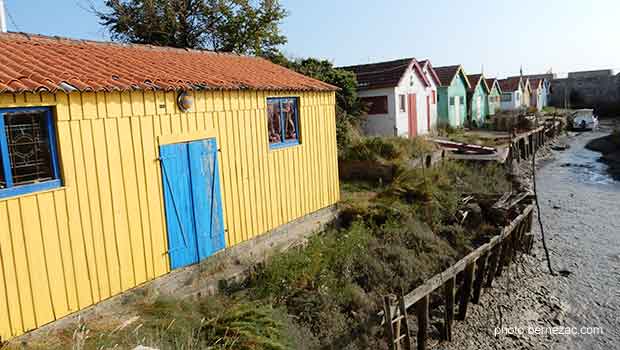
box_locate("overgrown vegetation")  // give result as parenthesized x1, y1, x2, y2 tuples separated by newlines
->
(436, 124, 507, 147)
(341, 136, 436, 162)
(24, 159, 511, 350)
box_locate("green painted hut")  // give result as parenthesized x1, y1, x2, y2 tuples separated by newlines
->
(485, 78, 502, 116)
(434, 65, 471, 127)
(466, 74, 490, 127)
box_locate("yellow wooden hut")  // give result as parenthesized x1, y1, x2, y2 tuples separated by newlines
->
(0, 32, 339, 339)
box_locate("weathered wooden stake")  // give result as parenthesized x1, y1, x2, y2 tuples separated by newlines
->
(415, 295, 429, 350)
(472, 253, 488, 304)
(398, 293, 412, 350)
(486, 243, 501, 287)
(495, 240, 509, 277)
(457, 263, 475, 320)
(383, 296, 396, 350)
(443, 277, 455, 341)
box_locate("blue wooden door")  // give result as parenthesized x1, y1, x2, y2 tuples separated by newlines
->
(160, 138, 226, 269)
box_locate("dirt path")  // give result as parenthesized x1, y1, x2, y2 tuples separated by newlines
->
(433, 125, 620, 350)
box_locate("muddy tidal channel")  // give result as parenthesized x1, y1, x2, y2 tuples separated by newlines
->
(535, 126, 620, 349)
(434, 125, 620, 350)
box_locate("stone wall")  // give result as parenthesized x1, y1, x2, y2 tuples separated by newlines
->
(549, 75, 620, 116)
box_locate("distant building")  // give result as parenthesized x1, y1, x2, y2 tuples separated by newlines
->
(529, 78, 550, 110)
(340, 58, 440, 137)
(567, 69, 613, 79)
(498, 77, 524, 110)
(466, 74, 490, 126)
(485, 78, 503, 116)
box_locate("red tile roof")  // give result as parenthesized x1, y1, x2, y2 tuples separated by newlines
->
(338, 57, 429, 90)
(0, 32, 337, 94)
(498, 77, 521, 92)
(466, 74, 489, 93)
(485, 78, 501, 93)
(433, 65, 470, 88)
(418, 59, 441, 86)
(529, 78, 543, 90)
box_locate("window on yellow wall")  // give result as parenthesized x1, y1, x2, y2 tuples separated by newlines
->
(0, 107, 61, 199)
(267, 97, 299, 148)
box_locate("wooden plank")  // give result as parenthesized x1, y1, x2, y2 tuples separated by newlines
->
(398, 293, 412, 350)
(494, 241, 507, 278)
(443, 277, 455, 341)
(52, 191, 79, 312)
(55, 122, 94, 308)
(118, 117, 148, 285)
(69, 121, 102, 302)
(91, 119, 122, 295)
(415, 295, 429, 350)
(19, 196, 55, 327)
(0, 202, 20, 337)
(457, 262, 475, 320)
(80, 120, 111, 300)
(104, 118, 135, 290)
(141, 116, 168, 276)
(36, 193, 71, 319)
(383, 296, 395, 350)
(472, 252, 489, 304)
(485, 243, 501, 288)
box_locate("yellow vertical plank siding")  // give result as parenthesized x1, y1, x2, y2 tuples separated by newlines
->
(54, 122, 95, 309)
(52, 190, 79, 313)
(0, 89, 338, 340)
(90, 120, 122, 296)
(36, 192, 70, 319)
(80, 121, 111, 300)
(19, 196, 55, 326)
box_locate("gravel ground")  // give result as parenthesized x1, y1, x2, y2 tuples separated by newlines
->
(433, 125, 620, 350)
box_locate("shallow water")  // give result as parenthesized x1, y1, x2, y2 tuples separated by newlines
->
(534, 122, 620, 349)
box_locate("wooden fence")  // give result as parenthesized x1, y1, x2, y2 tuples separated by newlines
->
(511, 120, 562, 163)
(382, 204, 535, 350)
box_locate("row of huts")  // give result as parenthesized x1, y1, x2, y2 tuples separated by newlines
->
(339, 58, 551, 137)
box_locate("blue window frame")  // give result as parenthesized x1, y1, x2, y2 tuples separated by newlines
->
(0, 107, 61, 199)
(267, 97, 300, 149)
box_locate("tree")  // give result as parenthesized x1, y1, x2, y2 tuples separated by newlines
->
(277, 57, 366, 154)
(93, 0, 287, 56)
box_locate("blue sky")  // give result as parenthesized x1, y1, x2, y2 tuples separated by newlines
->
(4, 0, 620, 78)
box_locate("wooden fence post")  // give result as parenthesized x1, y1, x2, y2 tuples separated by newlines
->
(443, 277, 455, 341)
(383, 296, 396, 350)
(486, 243, 501, 287)
(398, 293, 412, 350)
(472, 252, 489, 304)
(415, 295, 429, 350)
(496, 240, 509, 277)
(457, 262, 475, 320)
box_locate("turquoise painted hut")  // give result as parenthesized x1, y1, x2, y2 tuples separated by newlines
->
(485, 78, 502, 116)
(466, 74, 490, 127)
(434, 65, 471, 127)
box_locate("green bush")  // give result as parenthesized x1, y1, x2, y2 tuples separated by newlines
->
(341, 136, 436, 162)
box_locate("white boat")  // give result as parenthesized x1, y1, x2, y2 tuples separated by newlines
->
(570, 109, 598, 131)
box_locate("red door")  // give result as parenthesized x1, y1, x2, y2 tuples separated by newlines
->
(426, 95, 431, 133)
(408, 93, 417, 138)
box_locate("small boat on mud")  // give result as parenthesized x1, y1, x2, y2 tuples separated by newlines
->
(569, 109, 599, 131)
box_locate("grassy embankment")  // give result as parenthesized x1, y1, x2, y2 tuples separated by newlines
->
(5, 137, 512, 350)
